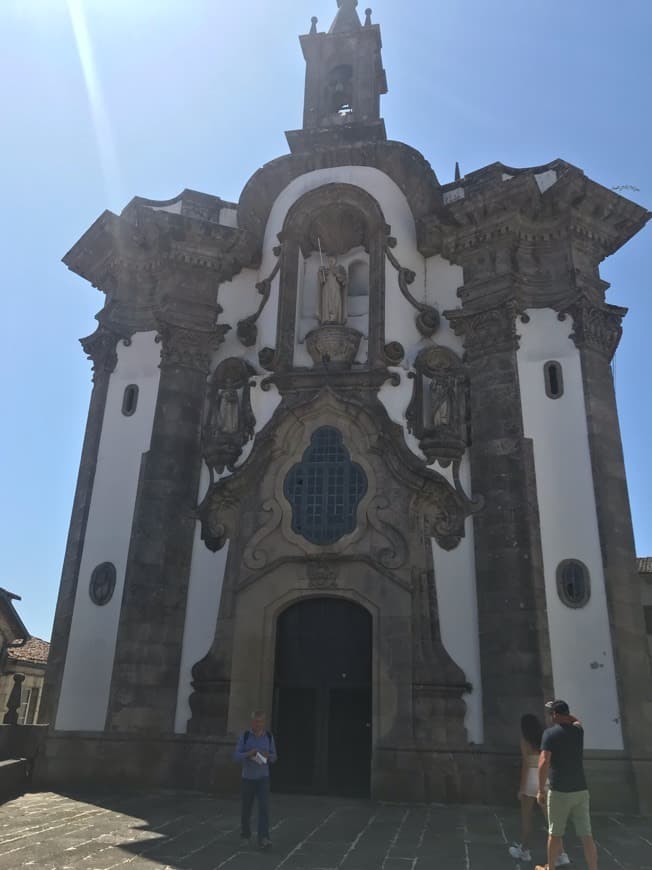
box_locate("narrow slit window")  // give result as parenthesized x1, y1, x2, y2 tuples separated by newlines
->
(544, 362, 564, 399)
(122, 384, 139, 416)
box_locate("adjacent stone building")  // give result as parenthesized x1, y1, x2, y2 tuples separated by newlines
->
(1, 637, 50, 726)
(39, 1, 652, 808)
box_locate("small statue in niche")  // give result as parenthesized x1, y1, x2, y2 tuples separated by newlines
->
(430, 366, 465, 433)
(406, 345, 469, 466)
(215, 388, 240, 434)
(318, 256, 348, 325)
(202, 358, 256, 479)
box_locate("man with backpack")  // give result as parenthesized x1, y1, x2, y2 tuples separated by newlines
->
(234, 710, 277, 851)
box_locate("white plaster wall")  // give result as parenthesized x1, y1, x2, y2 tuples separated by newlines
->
(431, 454, 483, 744)
(174, 465, 230, 734)
(517, 308, 623, 749)
(56, 332, 161, 731)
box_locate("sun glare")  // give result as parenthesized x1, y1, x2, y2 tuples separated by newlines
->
(66, 0, 125, 207)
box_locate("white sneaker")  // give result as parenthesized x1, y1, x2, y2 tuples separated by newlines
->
(556, 853, 571, 866)
(508, 844, 532, 861)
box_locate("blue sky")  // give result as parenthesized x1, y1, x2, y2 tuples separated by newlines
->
(1, 0, 650, 642)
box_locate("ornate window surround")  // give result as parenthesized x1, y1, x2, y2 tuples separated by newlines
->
(284, 426, 368, 546)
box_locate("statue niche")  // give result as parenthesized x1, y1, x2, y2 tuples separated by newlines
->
(407, 346, 469, 467)
(202, 357, 256, 479)
(305, 252, 364, 370)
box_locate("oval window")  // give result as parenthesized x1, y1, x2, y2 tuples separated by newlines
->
(544, 362, 564, 399)
(89, 562, 117, 606)
(556, 560, 590, 608)
(122, 384, 139, 416)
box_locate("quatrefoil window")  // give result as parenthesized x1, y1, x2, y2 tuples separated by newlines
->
(284, 426, 367, 545)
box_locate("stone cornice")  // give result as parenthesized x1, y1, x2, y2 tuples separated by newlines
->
(420, 161, 650, 266)
(63, 204, 257, 293)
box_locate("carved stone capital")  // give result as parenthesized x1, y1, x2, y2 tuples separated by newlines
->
(444, 302, 520, 363)
(80, 326, 131, 381)
(156, 322, 230, 373)
(560, 296, 627, 361)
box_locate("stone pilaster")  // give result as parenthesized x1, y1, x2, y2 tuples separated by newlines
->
(564, 295, 652, 811)
(41, 325, 126, 726)
(106, 319, 228, 734)
(446, 301, 552, 746)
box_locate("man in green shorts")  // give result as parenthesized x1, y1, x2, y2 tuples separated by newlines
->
(536, 699, 598, 870)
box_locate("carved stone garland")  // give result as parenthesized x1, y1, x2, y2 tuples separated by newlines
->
(202, 357, 256, 480)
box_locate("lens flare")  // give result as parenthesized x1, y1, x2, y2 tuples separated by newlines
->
(66, 0, 124, 206)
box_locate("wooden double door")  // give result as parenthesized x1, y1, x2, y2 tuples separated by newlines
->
(272, 597, 372, 797)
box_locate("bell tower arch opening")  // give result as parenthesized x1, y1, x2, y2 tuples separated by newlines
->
(272, 596, 372, 797)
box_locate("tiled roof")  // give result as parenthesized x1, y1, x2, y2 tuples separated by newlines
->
(639, 557, 652, 575)
(7, 636, 49, 665)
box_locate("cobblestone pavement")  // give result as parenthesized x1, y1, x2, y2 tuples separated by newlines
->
(1, 791, 651, 870)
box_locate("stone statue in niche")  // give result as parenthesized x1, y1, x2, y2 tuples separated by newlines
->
(430, 366, 466, 433)
(407, 345, 469, 467)
(202, 358, 256, 479)
(318, 256, 348, 325)
(306, 253, 362, 370)
(215, 388, 240, 434)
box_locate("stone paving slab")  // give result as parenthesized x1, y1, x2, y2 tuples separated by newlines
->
(0, 791, 651, 869)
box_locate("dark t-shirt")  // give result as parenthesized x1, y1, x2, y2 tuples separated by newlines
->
(541, 723, 587, 793)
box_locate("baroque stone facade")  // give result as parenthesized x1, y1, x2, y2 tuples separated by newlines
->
(39, 1, 652, 810)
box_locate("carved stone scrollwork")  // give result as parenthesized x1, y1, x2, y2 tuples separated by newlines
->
(406, 345, 469, 467)
(258, 347, 277, 372)
(156, 322, 230, 373)
(80, 325, 131, 381)
(385, 237, 440, 337)
(560, 295, 626, 361)
(383, 341, 405, 366)
(202, 357, 257, 478)
(444, 301, 520, 363)
(199, 493, 238, 552)
(368, 495, 409, 569)
(236, 246, 282, 347)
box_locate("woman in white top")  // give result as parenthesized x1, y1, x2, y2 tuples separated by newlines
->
(508, 714, 570, 866)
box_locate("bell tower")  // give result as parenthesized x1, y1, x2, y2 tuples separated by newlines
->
(286, 0, 388, 153)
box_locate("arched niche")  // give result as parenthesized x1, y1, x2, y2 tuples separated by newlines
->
(275, 183, 387, 370)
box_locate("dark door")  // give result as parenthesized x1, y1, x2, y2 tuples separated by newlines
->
(272, 597, 372, 797)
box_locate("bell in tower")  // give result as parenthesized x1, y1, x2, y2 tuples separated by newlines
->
(286, 0, 388, 153)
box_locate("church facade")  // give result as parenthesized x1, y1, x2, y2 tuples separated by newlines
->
(39, 1, 652, 809)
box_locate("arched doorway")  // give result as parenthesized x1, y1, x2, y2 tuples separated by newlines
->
(272, 597, 372, 797)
